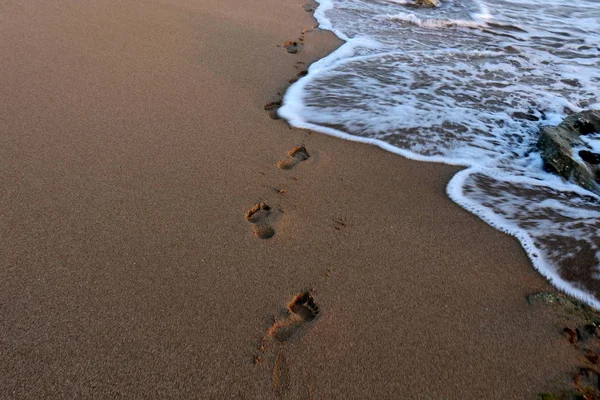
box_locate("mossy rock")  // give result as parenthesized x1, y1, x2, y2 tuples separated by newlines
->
(527, 292, 600, 323)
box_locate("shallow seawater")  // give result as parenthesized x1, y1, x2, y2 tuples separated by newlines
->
(279, 0, 600, 306)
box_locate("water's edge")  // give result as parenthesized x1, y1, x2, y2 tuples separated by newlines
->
(280, 0, 600, 309)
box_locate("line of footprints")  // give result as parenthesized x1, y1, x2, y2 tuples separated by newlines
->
(245, 145, 310, 239)
(245, 144, 319, 395)
(251, 9, 322, 396)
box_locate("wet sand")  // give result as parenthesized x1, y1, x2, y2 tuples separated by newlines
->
(0, 0, 583, 398)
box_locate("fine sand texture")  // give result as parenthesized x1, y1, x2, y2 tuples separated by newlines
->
(0, 0, 583, 398)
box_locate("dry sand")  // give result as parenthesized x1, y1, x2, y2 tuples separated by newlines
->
(0, 0, 585, 398)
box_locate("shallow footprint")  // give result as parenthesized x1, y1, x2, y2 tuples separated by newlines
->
(245, 202, 275, 239)
(277, 146, 310, 170)
(573, 367, 600, 396)
(281, 41, 302, 54)
(264, 100, 282, 120)
(301, 3, 314, 12)
(268, 291, 320, 342)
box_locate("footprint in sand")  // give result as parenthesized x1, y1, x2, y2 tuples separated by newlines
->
(288, 70, 308, 84)
(302, 25, 317, 35)
(253, 292, 320, 398)
(264, 100, 282, 120)
(268, 291, 320, 342)
(281, 41, 302, 54)
(245, 202, 276, 239)
(277, 146, 310, 170)
(573, 367, 600, 396)
(254, 291, 320, 363)
(301, 3, 314, 12)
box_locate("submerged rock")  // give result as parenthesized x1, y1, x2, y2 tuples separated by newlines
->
(415, 0, 440, 7)
(512, 111, 540, 122)
(537, 110, 600, 194)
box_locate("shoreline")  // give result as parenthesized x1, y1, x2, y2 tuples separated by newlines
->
(282, 1, 600, 311)
(0, 0, 588, 398)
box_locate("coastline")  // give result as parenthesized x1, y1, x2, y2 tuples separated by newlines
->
(0, 0, 585, 398)
(283, 0, 600, 312)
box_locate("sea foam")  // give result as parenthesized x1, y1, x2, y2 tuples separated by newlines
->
(280, 0, 600, 307)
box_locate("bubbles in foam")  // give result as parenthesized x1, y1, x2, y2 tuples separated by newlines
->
(448, 168, 600, 309)
(385, 12, 484, 28)
(280, 0, 600, 306)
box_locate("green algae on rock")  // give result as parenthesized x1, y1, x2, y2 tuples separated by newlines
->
(527, 291, 600, 322)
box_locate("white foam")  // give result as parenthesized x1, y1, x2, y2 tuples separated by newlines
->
(280, 0, 600, 307)
(386, 0, 417, 5)
(580, 134, 600, 154)
(447, 168, 600, 310)
(386, 12, 484, 29)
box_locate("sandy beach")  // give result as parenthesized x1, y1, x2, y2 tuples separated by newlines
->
(0, 0, 589, 398)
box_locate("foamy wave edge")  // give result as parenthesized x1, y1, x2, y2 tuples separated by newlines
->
(279, 0, 600, 310)
(385, 12, 485, 29)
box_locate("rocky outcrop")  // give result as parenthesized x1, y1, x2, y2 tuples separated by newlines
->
(415, 0, 440, 7)
(538, 110, 600, 194)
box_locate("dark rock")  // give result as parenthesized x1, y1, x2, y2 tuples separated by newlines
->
(583, 323, 600, 338)
(580, 150, 600, 165)
(575, 116, 600, 135)
(561, 79, 581, 88)
(513, 111, 540, 121)
(576, 326, 592, 342)
(537, 110, 600, 193)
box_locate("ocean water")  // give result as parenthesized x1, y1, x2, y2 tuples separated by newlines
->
(279, 0, 600, 306)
